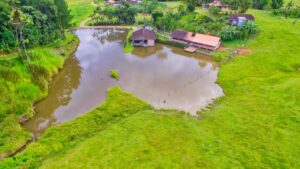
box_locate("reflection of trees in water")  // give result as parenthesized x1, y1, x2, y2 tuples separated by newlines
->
(131, 44, 164, 59)
(92, 29, 126, 46)
(24, 55, 82, 137)
(53, 56, 82, 106)
(198, 61, 207, 68)
(157, 50, 168, 60)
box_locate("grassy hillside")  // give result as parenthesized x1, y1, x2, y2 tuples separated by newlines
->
(1, 8, 300, 169)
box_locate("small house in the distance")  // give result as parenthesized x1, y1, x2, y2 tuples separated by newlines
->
(209, 0, 229, 12)
(228, 14, 255, 26)
(131, 27, 156, 47)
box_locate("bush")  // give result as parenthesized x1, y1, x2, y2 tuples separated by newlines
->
(209, 7, 221, 15)
(272, 7, 300, 18)
(156, 35, 188, 48)
(123, 29, 134, 53)
(213, 50, 232, 63)
(110, 69, 119, 80)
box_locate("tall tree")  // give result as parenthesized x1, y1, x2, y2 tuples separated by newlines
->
(0, 0, 16, 52)
(54, 0, 72, 38)
(271, 0, 283, 9)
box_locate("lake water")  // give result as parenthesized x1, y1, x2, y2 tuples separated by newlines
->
(23, 29, 223, 138)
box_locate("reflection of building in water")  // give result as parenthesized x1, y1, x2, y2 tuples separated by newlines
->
(23, 55, 82, 138)
(131, 44, 163, 59)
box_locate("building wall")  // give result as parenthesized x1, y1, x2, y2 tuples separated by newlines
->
(147, 39, 155, 46)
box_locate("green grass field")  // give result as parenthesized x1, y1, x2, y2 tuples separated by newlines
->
(1, 9, 299, 168)
(67, 0, 97, 27)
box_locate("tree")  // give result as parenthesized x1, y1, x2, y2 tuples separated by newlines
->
(271, 0, 284, 9)
(156, 12, 177, 32)
(222, 0, 252, 12)
(252, 0, 269, 9)
(152, 10, 163, 23)
(0, 0, 16, 52)
(54, 0, 72, 38)
(187, 3, 195, 12)
(209, 6, 221, 15)
(11, 8, 32, 62)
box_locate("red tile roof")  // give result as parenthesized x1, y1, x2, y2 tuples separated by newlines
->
(172, 30, 221, 48)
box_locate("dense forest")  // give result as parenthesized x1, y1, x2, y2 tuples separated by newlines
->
(0, 0, 71, 53)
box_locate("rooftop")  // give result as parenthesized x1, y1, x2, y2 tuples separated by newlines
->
(131, 28, 156, 40)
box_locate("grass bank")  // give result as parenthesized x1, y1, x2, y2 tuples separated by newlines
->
(0, 87, 154, 168)
(123, 28, 134, 53)
(0, 33, 79, 159)
(1, 9, 300, 168)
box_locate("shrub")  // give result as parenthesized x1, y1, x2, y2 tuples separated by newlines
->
(209, 7, 221, 15)
(123, 29, 134, 53)
(110, 69, 119, 80)
(156, 36, 188, 48)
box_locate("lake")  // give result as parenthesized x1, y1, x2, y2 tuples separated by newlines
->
(23, 29, 223, 138)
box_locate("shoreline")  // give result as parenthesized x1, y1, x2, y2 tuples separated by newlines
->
(1, 33, 80, 160)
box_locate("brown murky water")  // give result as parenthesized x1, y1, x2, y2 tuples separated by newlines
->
(23, 29, 223, 137)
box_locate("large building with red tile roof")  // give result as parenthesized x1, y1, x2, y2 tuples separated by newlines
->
(171, 30, 221, 51)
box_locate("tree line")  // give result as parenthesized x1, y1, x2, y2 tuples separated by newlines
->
(0, 0, 72, 53)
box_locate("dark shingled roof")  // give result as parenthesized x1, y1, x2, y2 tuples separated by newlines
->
(131, 28, 156, 40)
(171, 30, 188, 40)
(228, 14, 255, 21)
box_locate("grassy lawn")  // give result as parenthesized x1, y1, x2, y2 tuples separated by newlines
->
(1, 9, 300, 169)
(135, 13, 152, 25)
(67, 0, 97, 27)
(161, 1, 183, 10)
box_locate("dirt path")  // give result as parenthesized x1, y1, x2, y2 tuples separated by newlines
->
(79, 1, 97, 28)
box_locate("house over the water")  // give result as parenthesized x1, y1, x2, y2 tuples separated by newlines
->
(209, 0, 229, 11)
(131, 28, 156, 47)
(171, 30, 221, 51)
(228, 14, 255, 26)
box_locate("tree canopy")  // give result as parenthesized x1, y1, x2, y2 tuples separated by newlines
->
(0, 0, 72, 53)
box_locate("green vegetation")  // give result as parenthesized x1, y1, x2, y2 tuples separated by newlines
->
(0, 33, 79, 159)
(1, 0, 300, 168)
(67, 0, 97, 27)
(93, 2, 137, 25)
(110, 69, 120, 80)
(0, 0, 72, 53)
(0, 87, 153, 168)
(1, 9, 300, 168)
(156, 35, 188, 48)
(272, 1, 300, 18)
(123, 29, 134, 53)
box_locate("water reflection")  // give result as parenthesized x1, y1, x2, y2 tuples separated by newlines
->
(23, 29, 223, 138)
(23, 56, 82, 137)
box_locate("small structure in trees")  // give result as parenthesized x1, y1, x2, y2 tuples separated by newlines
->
(106, 0, 121, 6)
(208, 0, 229, 11)
(131, 27, 156, 47)
(228, 14, 255, 26)
(171, 30, 221, 51)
